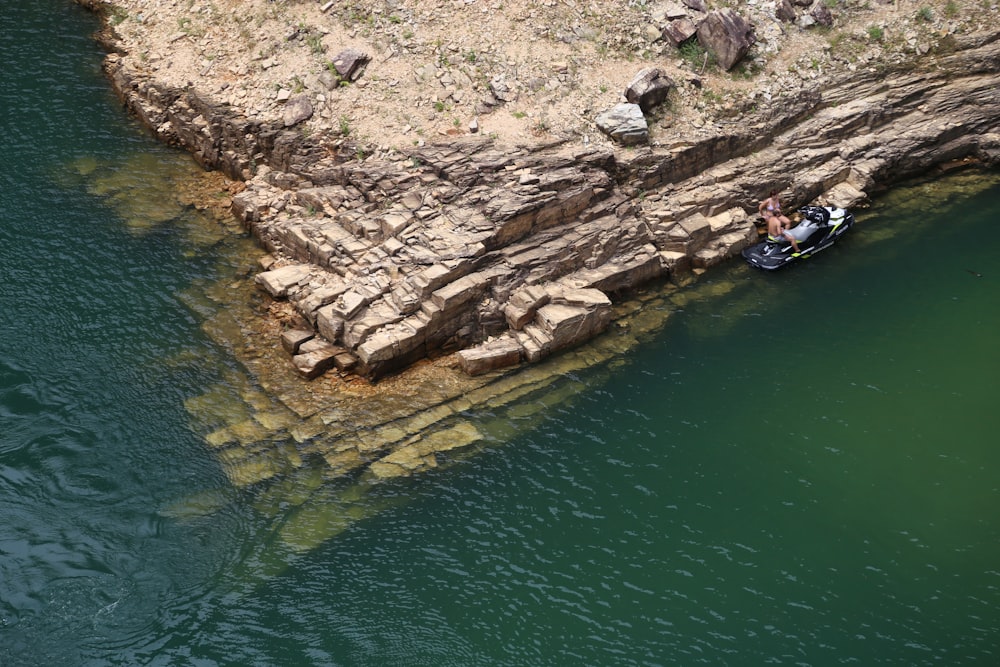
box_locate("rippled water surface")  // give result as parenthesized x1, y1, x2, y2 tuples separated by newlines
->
(3, 2, 999, 665)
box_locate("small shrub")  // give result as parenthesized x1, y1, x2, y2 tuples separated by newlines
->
(339, 115, 351, 136)
(916, 6, 934, 22)
(866, 25, 884, 42)
(944, 1, 960, 17)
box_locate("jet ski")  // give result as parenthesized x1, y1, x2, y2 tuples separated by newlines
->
(741, 205, 855, 270)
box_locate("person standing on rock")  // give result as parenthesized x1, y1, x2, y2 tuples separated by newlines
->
(759, 189, 800, 254)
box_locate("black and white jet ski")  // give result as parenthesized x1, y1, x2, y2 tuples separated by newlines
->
(741, 205, 855, 270)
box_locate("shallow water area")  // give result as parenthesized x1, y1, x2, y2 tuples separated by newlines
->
(3, 2, 1000, 665)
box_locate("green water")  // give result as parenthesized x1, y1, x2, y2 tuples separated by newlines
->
(2, 2, 999, 665)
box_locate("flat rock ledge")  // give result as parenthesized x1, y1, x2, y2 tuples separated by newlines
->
(100, 28, 1000, 383)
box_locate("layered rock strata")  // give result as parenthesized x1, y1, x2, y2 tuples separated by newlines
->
(98, 25, 1000, 381)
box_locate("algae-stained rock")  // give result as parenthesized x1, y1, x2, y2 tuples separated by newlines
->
(369, 422, 484, 479)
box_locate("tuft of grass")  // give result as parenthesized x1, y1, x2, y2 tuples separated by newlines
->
(916, 6, 934, 22)
(678, 38, 717, 71)
(339, 115, 351, 136)
(867, 25, 885, 42)
(306, 33, 324, 55)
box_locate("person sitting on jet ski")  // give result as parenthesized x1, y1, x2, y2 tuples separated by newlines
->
(759, 190, 801, 253)
(759, 189, 792, 230)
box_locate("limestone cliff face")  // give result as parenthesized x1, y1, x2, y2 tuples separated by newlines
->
(99, 29, 1000, 381)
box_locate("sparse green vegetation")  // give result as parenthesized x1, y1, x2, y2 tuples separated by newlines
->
(945, 1, 960, 17)
(867, 25, 885, 42)
(109, 6, 128, 25)
(828, 29, 866, 59)
(730, 58, 762, 80)
(339, 115, 351, 136)
(678, 38, 717, 71)
(306, 33, 324, 55)
(916, 6, 934, 22)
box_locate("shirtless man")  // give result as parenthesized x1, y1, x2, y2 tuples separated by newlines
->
(759, 190, 800, 253)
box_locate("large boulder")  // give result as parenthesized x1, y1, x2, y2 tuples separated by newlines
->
(594, 103, 649, 146)
(624, 68, 675, 114)
(697, 9, 755, 71)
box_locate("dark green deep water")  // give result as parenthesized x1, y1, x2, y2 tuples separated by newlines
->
(2, 2, 999, 665)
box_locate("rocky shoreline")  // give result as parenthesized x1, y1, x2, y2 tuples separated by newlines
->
(70, 0, 1000, 487)
(97, 21, 1000, 380)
